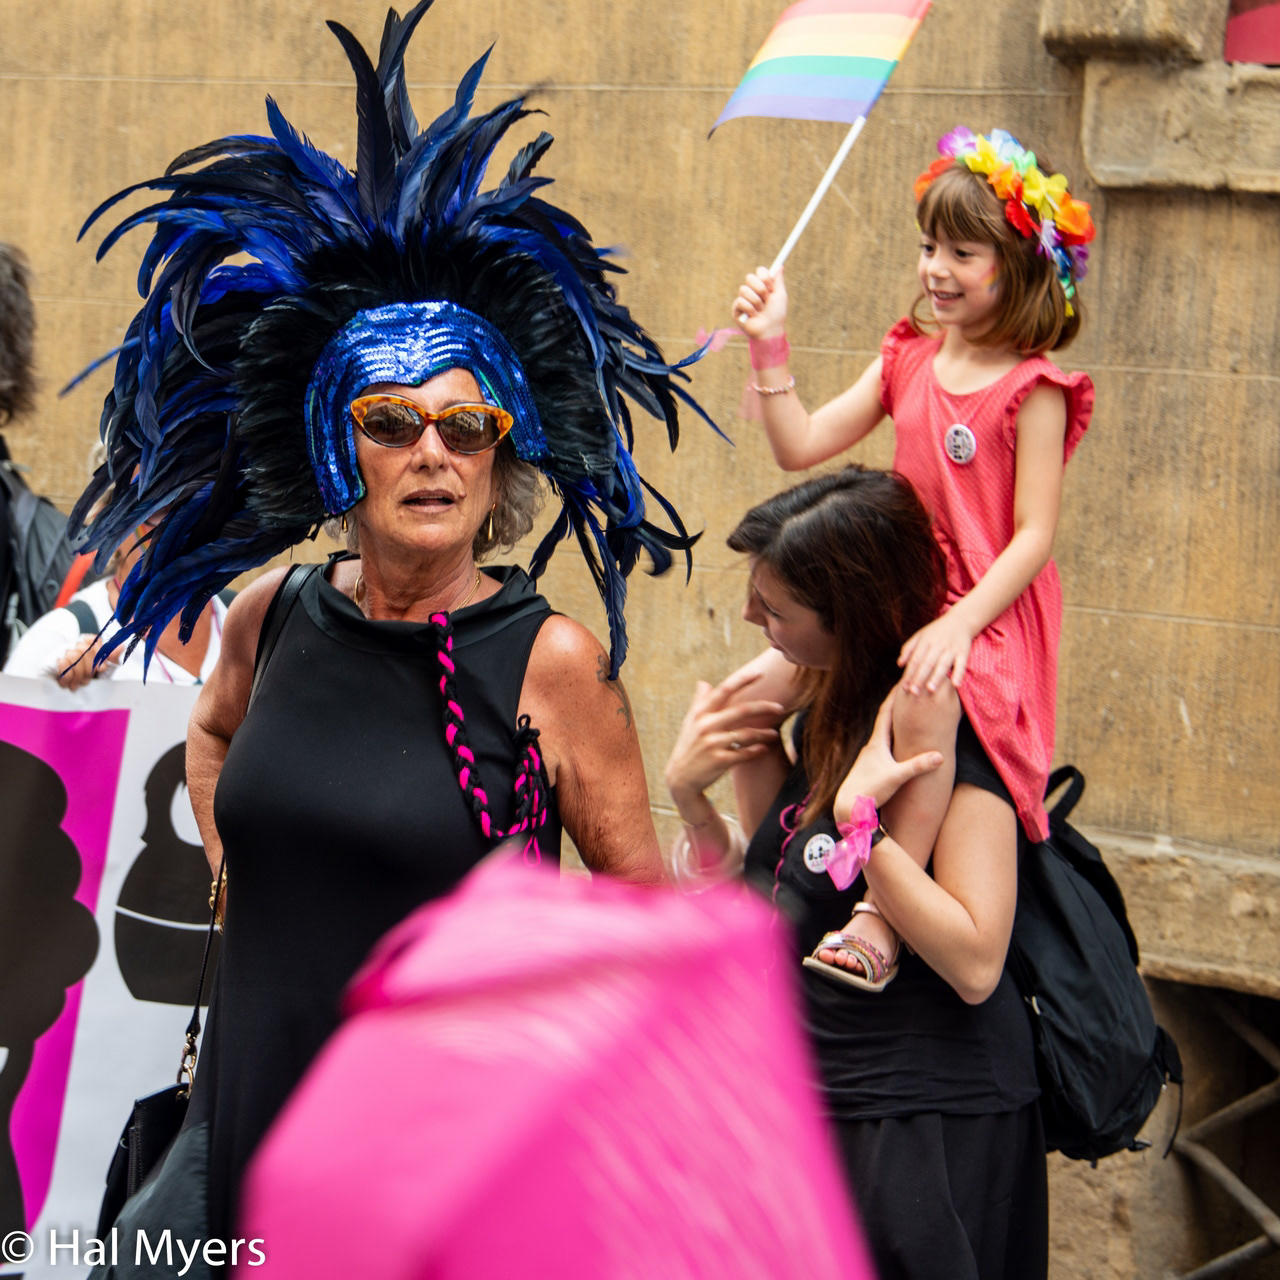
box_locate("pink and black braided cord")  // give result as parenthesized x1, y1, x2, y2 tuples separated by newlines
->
(429, 611, 550, 864)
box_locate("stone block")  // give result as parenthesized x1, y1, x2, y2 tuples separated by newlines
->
(1059, 368, 1280, 624)
(1083, 60, 1280, 193)
(1057, 610, 1280, 858)
(1083, 189, 1280, 377)
(1040, 0, 1228, 63)
(1095, 830, 1280, 997)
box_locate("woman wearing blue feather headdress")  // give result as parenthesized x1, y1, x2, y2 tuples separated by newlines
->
(74, 2, 718, 1257)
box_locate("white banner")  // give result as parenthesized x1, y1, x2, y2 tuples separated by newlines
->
(0, 675, 213, 1278)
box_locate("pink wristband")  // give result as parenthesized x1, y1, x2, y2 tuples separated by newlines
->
(827, 795, 879, 891)
(748, 333, 790, 370)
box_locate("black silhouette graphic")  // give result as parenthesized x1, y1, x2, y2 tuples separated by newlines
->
(115, 743, 220, 1004)
(0, 741, 99, 1244)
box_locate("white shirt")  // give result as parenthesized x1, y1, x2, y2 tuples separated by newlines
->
(2, 579, 227, 685)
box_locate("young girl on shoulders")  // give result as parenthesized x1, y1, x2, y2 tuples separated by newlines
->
(733, 127, 1095, 991)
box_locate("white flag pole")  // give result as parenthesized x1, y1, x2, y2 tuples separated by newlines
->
(769, 114, 867, 274)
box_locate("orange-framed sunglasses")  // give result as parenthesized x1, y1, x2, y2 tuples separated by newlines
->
(349, 394, 514, 456)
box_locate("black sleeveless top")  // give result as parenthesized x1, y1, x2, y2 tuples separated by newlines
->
(744, 718, 1038, 1123)
(195, 561, 561, 1234)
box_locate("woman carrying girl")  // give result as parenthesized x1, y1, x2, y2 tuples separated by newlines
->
(665, 467, 1046, 1279)
(732, 127, 1095, 987)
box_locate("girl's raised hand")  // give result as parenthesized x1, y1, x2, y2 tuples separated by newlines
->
(664, 670, 785, 807)
(833, 684, 945, 823)
(898, 608, 977, 694)
(734, 265, 788, 339)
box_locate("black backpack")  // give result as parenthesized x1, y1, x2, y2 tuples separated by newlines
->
(0, 435, 76, 665)
(1008, 766, 1183, 1163)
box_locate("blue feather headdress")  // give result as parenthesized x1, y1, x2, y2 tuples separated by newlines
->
(69, 0, 719, 676)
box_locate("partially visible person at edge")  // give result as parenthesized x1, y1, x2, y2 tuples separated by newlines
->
(731, 127, 1094, 985)
(4, 451, 226, 686)
(0, 244, 35, 430)
(665, 468, 1045, 1280)
(71, 4, 713, 1249)
(0, 242, 38, 668)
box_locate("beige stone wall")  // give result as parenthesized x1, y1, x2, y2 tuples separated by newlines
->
(2, 2, 1276, 1275)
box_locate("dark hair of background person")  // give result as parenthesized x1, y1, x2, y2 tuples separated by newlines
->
(912, 163, 1081, 356)
(0, 244, 36, 424)
(727, 466, 946, 821)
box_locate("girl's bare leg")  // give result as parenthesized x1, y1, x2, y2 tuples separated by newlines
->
(824, 680, 959, 974)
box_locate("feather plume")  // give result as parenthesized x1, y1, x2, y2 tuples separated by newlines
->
(326, 20, 398, 225)
(68, 4, 718, 674)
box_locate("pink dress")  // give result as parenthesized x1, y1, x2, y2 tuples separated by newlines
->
(881, 319, 1094, 840)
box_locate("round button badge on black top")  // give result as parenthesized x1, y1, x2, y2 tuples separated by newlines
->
(803, 833, 835, 874)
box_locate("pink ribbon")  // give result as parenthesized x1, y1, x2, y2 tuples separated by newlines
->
(827, 796, 879, 891)
(747, 333, 790, 371)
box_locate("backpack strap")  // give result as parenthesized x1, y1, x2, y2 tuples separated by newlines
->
(1157, 1025, 1185, 1157)
(65, 598, 99, 635)
(248, 563, 315, 711)
(1045, 765, 1085, 824)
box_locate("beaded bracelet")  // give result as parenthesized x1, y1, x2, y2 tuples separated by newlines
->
(748, 375, 796, 396)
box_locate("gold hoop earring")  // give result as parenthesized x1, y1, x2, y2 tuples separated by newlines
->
(340, 513, 348, 534)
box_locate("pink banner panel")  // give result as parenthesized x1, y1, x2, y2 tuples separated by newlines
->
(1, 700, 130, 1229)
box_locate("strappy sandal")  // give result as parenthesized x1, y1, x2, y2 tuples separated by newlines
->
(802, 903, 900, 993)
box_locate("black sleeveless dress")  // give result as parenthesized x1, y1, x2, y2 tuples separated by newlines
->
(192, 560, 562, 1237)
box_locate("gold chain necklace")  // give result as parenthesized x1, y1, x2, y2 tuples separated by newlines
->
(354, 568, 482, 617)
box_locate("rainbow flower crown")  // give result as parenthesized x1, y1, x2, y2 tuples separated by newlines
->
(915, 127, 1095, 317)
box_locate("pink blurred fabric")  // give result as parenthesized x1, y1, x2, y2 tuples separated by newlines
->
(239, 850, 874, 1280)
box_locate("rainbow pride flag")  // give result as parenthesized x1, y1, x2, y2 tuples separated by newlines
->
(714, 0, 932, 130)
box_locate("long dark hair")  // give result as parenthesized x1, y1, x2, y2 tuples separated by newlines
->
(727, 467, 946, 820)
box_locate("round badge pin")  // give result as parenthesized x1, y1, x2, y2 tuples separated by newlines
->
(944, 422, 977, 465)
(803, 833, 835, 874)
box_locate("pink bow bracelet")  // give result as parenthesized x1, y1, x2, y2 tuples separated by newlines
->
(826, 796, 885, 891)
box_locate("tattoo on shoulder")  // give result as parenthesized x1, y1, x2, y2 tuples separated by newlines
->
(596, 652, 633, 730)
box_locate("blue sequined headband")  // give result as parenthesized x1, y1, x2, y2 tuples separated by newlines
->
(305, 300, 549, 513)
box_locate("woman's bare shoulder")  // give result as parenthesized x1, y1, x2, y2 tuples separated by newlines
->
(521, 614, 639, 751)
(525, 614, 616, 705)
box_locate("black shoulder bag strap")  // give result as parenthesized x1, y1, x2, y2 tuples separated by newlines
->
(178, 561, 316, 1092)
(247, 563, 314, 710)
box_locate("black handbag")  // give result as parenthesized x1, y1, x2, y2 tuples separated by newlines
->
(1008, 766, 1183, 1164)
(94, 563, 310, 1238)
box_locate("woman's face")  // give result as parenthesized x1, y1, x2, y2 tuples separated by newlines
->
(742, 559, 837, 670)
(111, 509, 164, 585)
(351, 367, 496, 564)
